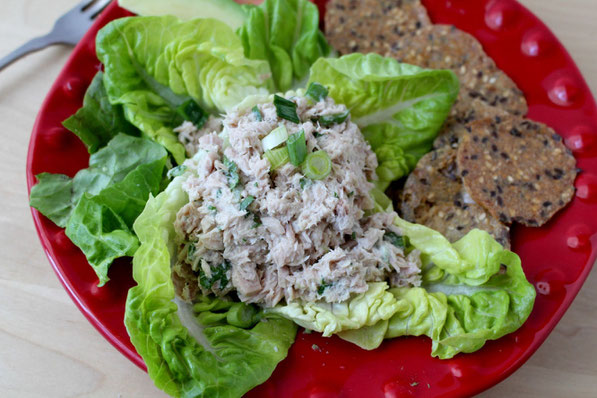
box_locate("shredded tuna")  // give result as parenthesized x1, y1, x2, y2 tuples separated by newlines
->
(173, 95, 421, 307)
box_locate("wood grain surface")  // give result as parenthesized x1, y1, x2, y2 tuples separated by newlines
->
(0, 1, 595, 397)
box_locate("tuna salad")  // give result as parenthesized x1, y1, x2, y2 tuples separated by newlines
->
(172, 93, 422, 307)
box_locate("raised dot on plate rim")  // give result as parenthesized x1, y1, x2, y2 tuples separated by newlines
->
(566, 224, 592, 250)
(62, 77, 86, 100)
(42, 127, 70, 149)
(54, 229, 74, 251)
(564, 125, 597, 154)
(485, 0, 518, 31)
(548, 77, 580, 107)
(575, 173, 597, 201)
(521, 29, 552, 57)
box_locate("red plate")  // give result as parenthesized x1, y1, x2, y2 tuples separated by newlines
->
(27, 1, 597, 397)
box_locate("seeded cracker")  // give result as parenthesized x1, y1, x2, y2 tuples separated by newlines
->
(433, 99, 511, 149)
(400, 147, 462, 222)
(417, 202, 510, 249)
(325, 0, 431, 55)
(457, 117, 577, 226)
(387, 25, 528, 118)
(399, 147, 510, 247)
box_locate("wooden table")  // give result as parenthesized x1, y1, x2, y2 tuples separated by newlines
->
(1, 1, 595, 397)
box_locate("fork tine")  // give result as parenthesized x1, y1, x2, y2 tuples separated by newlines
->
(83, 0, 112, 18)
(76, 0, 100, 11)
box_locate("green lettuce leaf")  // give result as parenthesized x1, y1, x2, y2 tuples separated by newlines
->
(62, 72, 139, 153)
(268, 282, 400, 337)
(125, 175, 297, 398)
(118, 0, 249, 30)
(308, 53, 459, 189)
(338, 220, 536, 359)
(30, 134, 168, 285)
(96, 16, 273, 163)
(238, 0, 332, 92)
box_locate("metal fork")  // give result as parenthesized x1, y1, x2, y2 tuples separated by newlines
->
(0, 0, 112, 72)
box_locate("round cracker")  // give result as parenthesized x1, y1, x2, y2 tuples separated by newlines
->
(400, 147, 462, 221)
(388, 25, 528, 117)
(417, 202, 511, 249)
(325, 0, 431, 55)
(457, 117, 577, 226)
(433, 99, 511, 149)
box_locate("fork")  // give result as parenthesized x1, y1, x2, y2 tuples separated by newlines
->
(0, 0, 112, 72)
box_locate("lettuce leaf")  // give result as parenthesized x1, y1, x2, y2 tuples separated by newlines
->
(337, 220, 536, 359)
(125, 175, 297, 398)
(238, 0, 332, 92)
(96, 16, 273, 164)
(308, 53, 459, 189)
(62, 72, 139, 153)
(268, 282, 401, 337)
(30, 134, 168, 285)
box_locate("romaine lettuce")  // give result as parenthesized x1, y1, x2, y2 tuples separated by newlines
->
(125, 174, 297, 398)
(30, 134, 168, 285)
(308, 53, 459, 189)
(96, 16, 273, 163)
(238, 0, 332, 92)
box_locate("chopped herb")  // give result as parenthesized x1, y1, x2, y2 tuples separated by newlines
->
(317, 279, 333, 295)
(384, 231, 409, 249)
(274, 95, 300, 123)
(199, 260, 231, 290)
(242, 238, 247, 243)
(311, 344, 321, 351)
(222, 156, 240, 189)
(315, 110, 350, 127)
(254, 182, 259, 187)
(251, 105, 263, 121)
(351, 231, 356, 240)
(207, 205, 217, 213)
(239, 195, 255, 211)
(287, 130, 307, 166)
(176, 99, 208, 129)
(299, 177, 311, 189)
(348, 191, 355, 197)
(333, 192, 339, 198)
(305, 82, 328, 102)
(186, 244, 196, 263)
(167, 164, 187, 179)
(250, 212, 261, 228)
(313, 132, 323, 138)
(410, 382, 419, 387)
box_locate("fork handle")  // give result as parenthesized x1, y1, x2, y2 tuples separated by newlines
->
(0, 35, 57, 72)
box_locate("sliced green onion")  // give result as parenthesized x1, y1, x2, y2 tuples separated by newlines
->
(287, 130, 307, 166)
(261, 125, 288, 151)
(302, 150, 332, 180)
(274, 95, 300, 124)
(317, 110, 350, 127)
(239, 195, 255, 211)
(167, 165, 187, 179)
(306, 82, 328, 102)
(176, 99, 208, 129)
(252, 105, 263, 121)
(264, 146, 290, 171)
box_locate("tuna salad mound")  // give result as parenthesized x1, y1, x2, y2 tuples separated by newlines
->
(172, 93, 422, 308)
